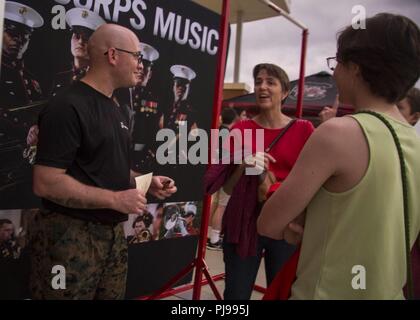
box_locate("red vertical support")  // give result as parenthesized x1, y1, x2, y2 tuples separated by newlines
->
(295, 29, 308, 118)
(192, 0, 230, 300)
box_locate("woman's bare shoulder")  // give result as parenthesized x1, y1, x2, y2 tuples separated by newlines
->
(306, 116, 366, 158)
(316, 116, 363, 137)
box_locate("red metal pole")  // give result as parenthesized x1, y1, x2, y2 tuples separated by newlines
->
(192, 0, 230, 300)
(295, 29, 308, 118)
(136, 273, 225, 300)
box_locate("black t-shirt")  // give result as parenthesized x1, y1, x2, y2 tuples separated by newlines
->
(36, 81, 131, 224)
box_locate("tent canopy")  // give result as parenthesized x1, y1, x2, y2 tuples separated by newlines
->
(192, 0, 291, 23)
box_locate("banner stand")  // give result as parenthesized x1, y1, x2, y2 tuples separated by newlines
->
(140, 0, 308, 300)
(141, 0, 230, 300)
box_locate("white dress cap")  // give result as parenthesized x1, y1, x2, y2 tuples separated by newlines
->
(65, 7, 105, 31)
(170, 65, 196, 82)
(5, 1, 44, 28)
(139, 43, 159, 63)
(184, 202, 197, 216)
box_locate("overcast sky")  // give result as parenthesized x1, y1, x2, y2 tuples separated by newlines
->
(224, 0, 420, 89)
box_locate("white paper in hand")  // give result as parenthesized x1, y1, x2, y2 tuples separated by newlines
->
(135, 172, 153, 194)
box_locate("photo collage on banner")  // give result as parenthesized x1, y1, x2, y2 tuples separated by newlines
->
(0, 209, 32, 299)
(124, 201, 202, 243)
(0, 0, 221, 298)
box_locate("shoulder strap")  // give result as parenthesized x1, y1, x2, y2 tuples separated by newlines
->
(356, 110, 413, 299)
(265, 119, 297, 153)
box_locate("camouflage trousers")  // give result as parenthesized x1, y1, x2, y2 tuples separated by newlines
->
(29, 210, 127, 300)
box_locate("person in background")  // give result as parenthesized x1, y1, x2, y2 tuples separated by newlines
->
(238, 109, 249, 121)
(319, 88, 419, 126)
(208, 107, 239, 250)
(205, 63, 314, 300)
(397, 87, 420, 300)
(397, 87, 420, 126)
(318, 94, 340, 123)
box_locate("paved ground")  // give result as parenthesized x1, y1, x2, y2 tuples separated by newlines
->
(161, 247, 266, 300)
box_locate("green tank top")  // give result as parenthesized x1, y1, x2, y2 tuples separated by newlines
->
(291, 112, 420, 299)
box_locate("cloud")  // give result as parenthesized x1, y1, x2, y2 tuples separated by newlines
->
(225, 0, 420, 89)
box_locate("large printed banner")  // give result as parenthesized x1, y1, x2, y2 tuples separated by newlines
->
(0, 0, 221, 298)
(0, 0, 220, 209)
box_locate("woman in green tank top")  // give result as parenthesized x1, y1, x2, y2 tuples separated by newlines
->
(258, 13, 420, 299)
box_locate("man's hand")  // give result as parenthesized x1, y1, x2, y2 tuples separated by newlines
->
(319, 107, 338, 123)
(319, 94, 339, 123)
(112, 189, 147, 214)
(148, 176, 177, 200)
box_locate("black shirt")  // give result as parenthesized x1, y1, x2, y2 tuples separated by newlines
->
(36, 81, 131, 224)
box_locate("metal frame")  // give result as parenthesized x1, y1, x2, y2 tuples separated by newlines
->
(139, 0, 308, 300)
(259, 0, 308, 118)
(141, 0, 230, 300)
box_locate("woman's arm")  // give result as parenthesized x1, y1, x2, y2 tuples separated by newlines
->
(257, 120, 343, 239)
(222, 163, 246, 195)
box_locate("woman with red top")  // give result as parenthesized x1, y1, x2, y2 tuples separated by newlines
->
(205, 63, 314, 300)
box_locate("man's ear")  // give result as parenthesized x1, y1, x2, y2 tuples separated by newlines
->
(105, 48, 118, 66)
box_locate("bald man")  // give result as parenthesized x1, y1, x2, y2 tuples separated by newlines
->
(30, 24, 177, 300)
